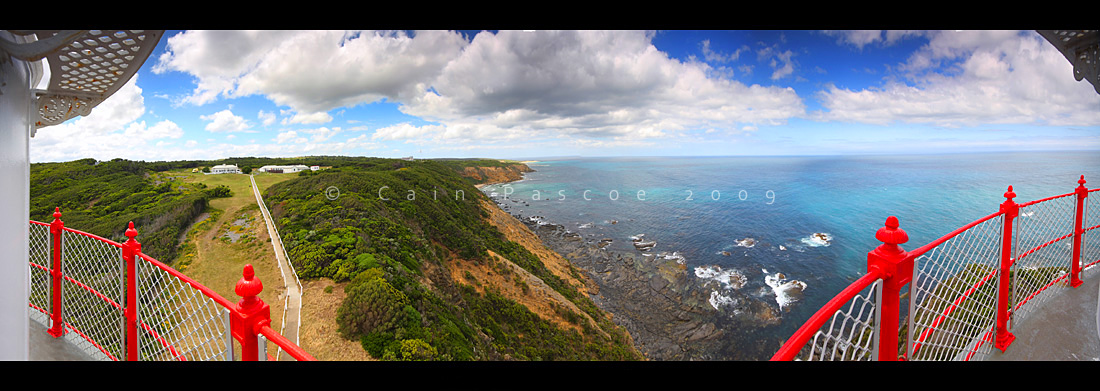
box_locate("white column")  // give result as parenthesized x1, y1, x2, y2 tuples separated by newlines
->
(0, 31, 41, 360)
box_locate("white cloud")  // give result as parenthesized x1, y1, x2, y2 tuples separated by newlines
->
(701, 40, 747, 63)
(757, 46, 796, 80)
(157, 30, 806, 150)
(372, 123, 446, 141)
(816, 31, 1100, 127)
(275, 130, 304, 144)
(400, 30, 805, 144)
(201, 109, 251, 132)
(824, 30, 926, 49)
(155, 30, 467, 113)
(30, 76, 194, 162)
(300, 127, 339, 142)
(258, 110, 277, 126)
(284, 111, 333, 125)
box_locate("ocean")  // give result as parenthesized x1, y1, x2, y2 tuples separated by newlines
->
(479, 150, 1100, 358)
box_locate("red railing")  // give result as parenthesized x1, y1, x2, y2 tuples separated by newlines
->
(773, 175, 1096, 361)
(27, 208, 315, 361)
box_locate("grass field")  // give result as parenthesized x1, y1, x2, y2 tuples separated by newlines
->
(169, 170, 297, 357)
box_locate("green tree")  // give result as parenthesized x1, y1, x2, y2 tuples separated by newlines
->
(337, 269, 409, 339)
(397, 339, 437, 361)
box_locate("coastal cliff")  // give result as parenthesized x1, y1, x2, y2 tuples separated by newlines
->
(474, 162, 786, 360)
(460, 163, 534, 186)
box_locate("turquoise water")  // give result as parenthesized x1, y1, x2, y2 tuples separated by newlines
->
(480, 150, 1100, 354)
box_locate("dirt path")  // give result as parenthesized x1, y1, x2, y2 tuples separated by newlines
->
(250, 174, 303, 361)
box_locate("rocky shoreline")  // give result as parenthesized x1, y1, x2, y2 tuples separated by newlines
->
(487, 195, 788, 360)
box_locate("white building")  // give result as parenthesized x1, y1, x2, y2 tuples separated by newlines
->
(258, 164, 310, 173)
(210, 164, 241, 174)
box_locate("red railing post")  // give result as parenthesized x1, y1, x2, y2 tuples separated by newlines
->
(231, 264, 271, 361)
(995, 186, 1018, 352)
(122, 222, 141, 361)
(47, 207, 65, 338)
(1070, 175, 1087, 288)
(866, 216, 910, 361)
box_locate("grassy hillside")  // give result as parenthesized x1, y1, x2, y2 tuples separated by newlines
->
(264, 159, 640, 360)
(30, 158, 230, 262)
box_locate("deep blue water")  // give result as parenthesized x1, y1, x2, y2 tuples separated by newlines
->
(479, 150, 1100, 348)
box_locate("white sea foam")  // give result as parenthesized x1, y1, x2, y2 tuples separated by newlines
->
(736, 238, 756, 248)
(694, 265, 747, 290)
(762, 268, 807, 309)
(656, 251, 687, 265)
(800, 232, 832, 247)
(578, 222, 593, 229)
(708, 290, 740, 312)
(778, 245, 787, 251)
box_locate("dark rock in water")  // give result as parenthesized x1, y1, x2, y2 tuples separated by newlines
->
(721, 251, 731, 256)
(633, 240, 657, 251)
(512, 210, 783, 360)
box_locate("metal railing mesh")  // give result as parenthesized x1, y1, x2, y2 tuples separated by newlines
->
(135, 255, 232, 361)
(60, 230, 125, 361)
(28, 223, 52, 318)
(799, 280, 880, 361)
(908, 215, 1003, 361)
(1011, 195, 1077, 320)
(1083, 192, 1100, 278)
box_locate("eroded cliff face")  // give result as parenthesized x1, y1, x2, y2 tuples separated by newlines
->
(461, 163, 534, 186)
(446, 198, 612, 336)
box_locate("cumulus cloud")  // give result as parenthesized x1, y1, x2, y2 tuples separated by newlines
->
(155, 30, 467, 113)
(258, 110, 277, 126)
(284, 111, 333, 125)
(30, 76, 189, 162)
(824, 30, 925, 49)
(154, 30, 807, 149)
(399, 30, 805, 145)
(816, 30, 1100, 127)
(200, 109, 251, 132)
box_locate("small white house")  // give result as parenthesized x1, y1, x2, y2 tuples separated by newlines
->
(210, 164, 241, 174)
(310, 165, 320, 171)
(258, 164, 310, 173)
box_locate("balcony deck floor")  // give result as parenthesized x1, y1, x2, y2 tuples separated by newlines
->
(981, 269, 1100, 361)
(28, 318, 95, 361)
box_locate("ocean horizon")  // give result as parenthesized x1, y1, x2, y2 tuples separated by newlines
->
(480, 149, 1100, 359)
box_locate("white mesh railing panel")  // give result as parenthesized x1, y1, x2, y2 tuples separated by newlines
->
(135, 257, 231, 361)
(798, 280, 880, 361)
(1012, 196, 1078, 321)
(28, 224, 52, 318)
(61, 231, 125, 361)
(1083, 193, 1100, 279)
(908, 215, 1003, 361)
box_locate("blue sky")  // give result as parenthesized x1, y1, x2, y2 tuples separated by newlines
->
(29, 30, 1100, 163)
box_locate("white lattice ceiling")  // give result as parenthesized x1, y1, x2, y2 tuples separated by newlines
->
(0, 30, 163, 132)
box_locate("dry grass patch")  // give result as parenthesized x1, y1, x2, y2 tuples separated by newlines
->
(299, 278, 374, 361)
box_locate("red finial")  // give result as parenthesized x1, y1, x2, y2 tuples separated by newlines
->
(1004, 186, 1016, 201)
(876, 216, 908, 245)
(52, 207, 62, 220)
(125, 221, 138, 241)
(1079, 175, 1086, 186)
(236, 264, 264, 302)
